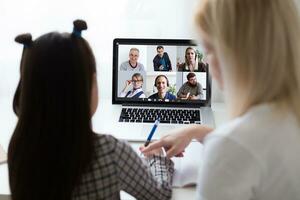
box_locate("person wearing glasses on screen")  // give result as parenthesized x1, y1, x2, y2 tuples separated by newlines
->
(148, 75, 176, 100)
(177, 47, 207, 72)
(119, 73, 146, 98)
(177, 72, 204, 100)
(120, 48, 145, 71)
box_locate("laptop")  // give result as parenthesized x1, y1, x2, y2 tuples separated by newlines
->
(112, 38, 214, 141)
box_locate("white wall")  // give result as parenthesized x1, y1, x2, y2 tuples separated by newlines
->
(1, 0, 300, 107)
(1, 0, 214, 102)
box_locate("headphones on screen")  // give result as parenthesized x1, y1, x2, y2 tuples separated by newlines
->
(154, 75, 170, 87)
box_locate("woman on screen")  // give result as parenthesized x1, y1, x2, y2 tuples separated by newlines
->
(177, 47, 207, 72)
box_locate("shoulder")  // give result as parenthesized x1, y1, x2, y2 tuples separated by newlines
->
(93, 134, 130, 156)
(199, 104, 300, 199)
(138, 62, 145, 70)
(167, 92, 176, 99)
(94, 134, 138, 162)
(180, 83, 187, 88)
(148, 93, 157, 98)
(204, 107, 261, 153)
(197, 62, 207, 72)
(198, 125, 261, 200)
(120, 61, 128, 69)
(93, 134, 118, 153)
(205, 104, 300, 160)
(177, 63, 185, 71)
(139, 93, 146, 98)
(202, 108, 263, 161)
(196, 82, 202, 88)
(137, 88, 145, 94)
(121, 61, 128, 65)
(182, 82, 189, 87)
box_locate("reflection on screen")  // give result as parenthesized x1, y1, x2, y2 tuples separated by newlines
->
(116, 44, 208, 103)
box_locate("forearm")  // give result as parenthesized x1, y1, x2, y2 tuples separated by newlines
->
(185, 124, 214, 143)
(178, 93, 185, 98)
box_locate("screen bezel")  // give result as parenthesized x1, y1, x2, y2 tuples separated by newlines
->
(112, 38, 211, 107)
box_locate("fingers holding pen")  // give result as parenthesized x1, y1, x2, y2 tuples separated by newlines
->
(140, 125, 211, 158)
(142, 140, 165, 153)
(141, 134, 190, 158)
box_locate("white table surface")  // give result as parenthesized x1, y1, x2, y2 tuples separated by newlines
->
(0, 97, 227, 200)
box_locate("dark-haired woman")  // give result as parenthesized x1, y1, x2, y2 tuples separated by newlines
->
(8, 20, 173, 200)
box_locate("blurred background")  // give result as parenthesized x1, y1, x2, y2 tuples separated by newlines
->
(0, 0, 225, 103)
(1, 0, 299, 117)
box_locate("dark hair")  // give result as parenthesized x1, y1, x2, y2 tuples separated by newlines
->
(8, 21, 96, 200)
(187, 72, 196, 80)
(156, 45, 164, 51)
(154, 74, 169, 87)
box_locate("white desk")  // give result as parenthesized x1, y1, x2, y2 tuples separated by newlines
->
(0, 97, 227, 200)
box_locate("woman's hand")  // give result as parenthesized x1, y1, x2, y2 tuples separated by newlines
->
(140, 125, 213, 158)
(139, 146, 164, 157)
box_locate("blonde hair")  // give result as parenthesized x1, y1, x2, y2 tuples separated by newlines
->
(184, 47, 199, 71)
(196, 0, 300, 123)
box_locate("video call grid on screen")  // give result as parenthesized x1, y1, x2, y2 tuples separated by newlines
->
(112, 39, 211, 106)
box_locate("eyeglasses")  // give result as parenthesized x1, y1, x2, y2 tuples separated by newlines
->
(132, 80, 142, 83)
(188, 77, 197, 81)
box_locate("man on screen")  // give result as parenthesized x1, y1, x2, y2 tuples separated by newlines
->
(177, 72, 204, 100)
(120, 48, 145, 71)
(153, 46, 172, 71)
(149, 75, 176, 100)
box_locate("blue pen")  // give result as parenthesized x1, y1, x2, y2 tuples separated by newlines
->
(144, 119, 160, 147)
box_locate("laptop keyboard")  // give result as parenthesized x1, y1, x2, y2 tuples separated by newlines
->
(119, 108, 201, 124)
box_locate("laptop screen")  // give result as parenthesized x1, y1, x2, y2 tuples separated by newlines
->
(112, 38, 211, 107)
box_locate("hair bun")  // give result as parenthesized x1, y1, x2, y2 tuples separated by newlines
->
(73, 19, 88, 31)
(15, 33, 33, 46)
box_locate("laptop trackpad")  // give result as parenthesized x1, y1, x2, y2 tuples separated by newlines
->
(141, 125, 175, 139)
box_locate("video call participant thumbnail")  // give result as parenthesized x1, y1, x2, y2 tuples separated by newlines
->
(177, 72, 203, 100)
(153, 46, 172, 71)
(148, 75, 176, 100)
(177, 47, 207, 72)
(119, 73, 146, 98)
(120, 48, 145, 71)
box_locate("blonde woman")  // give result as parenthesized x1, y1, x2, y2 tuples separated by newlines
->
(142, 0, 300, 199)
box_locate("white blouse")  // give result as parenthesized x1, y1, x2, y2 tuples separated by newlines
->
(197, 103, 300, 200)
